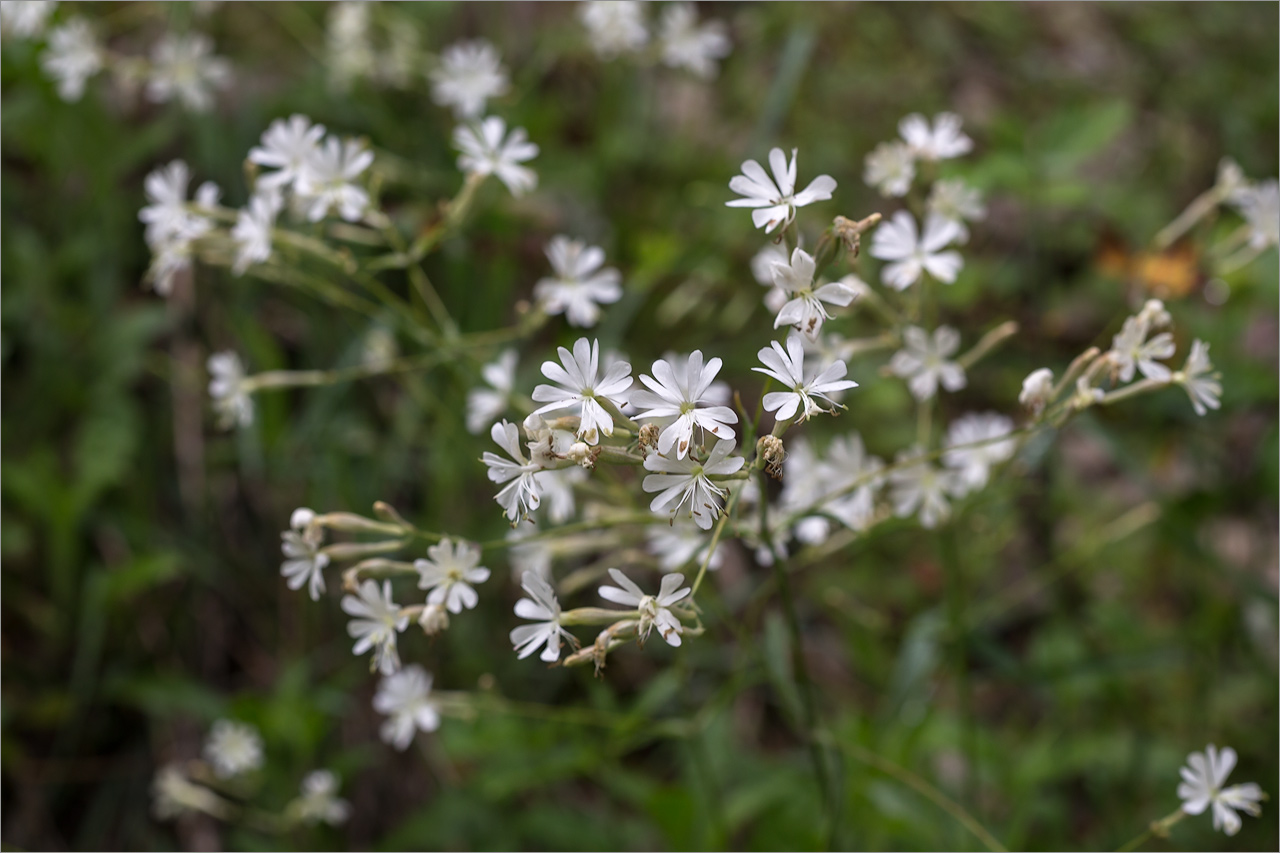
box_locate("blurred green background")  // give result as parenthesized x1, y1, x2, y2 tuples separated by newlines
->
(2, 2, 1276, 850)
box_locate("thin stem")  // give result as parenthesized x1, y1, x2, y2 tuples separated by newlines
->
(1115, 808, 1186, 852)
(957, 320, 1019, 370)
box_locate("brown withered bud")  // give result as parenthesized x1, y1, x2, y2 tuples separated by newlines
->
(757, 434, 787, 480)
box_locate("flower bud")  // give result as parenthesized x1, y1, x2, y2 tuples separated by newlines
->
(1019, 368, 1055, 414)
(757, 434, 787, 479)
(290, 507, 317, 530)
(419, 603, 450, 636)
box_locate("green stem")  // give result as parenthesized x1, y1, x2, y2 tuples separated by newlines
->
(1115, 808, 1186, 852)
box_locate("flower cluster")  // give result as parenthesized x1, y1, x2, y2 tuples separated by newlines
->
(579, 1, 731, 79)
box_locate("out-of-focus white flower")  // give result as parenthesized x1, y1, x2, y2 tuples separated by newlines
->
(1019, 367, 1055, 414)
(508, 527, 553, 581)
(295, 137, 373, 222)
(292, 771, 350, 826)
(943, 412, 1016, 493)
(632, 351, 737, 459)
(454, 116, 539, 197)
(1215, 157, 1250, 203)
(415, 538, 490, 614)
(643, 438, 744, 530)
(326, 1, 374, 91)
(1109, 313, 1175, 383)
(1, 1, 56, 39)
(1174, 340, 1222, 416)
(281, 508, 329, 601)
(599, 568, 691, 646)
(341, 579, 408, 675)
(657, 2, 729, 79)
(231, 192, 280, 275)
(889, 448, 963, 529)
(534, 236, 623, 328)
(898, 112, 973, 161)
(533, 467, 586, 524)
(780, 434, 883, 543)
(510, 570, 573, 662)
(152, 764, 230, 821)
(863, 140, 916, 198)
(890, 326, 967, 401)
(646, 523, 723, 572)
(249, 114, 327, 193)
(1233, 179, 1279, 250)
(531, 337, 633, 445)
(207, 351, 253, 429)
(40, 18, 102, 101)
(146, 32, 231, 112)
(430, 39, 509, 119)
(727, 147, 836, 234)
(753, 332, 858, 423)
(482, 420, 543, 523)
(750, 243, 792, 314)
(139, 161, 215, 250)
(203, 719, 263, 779)
(1177, 744, 1265, 836)
(466, 349, 518, 434)
(580, 1, 648, 58)
(768, 247, 859, 341)
(927, 178, 986, 243)
(373, 664, 440, 749)
(870, 211, 964, 291)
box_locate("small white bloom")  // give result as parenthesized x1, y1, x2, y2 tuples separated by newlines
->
(1, 1, 56, 39)
(281, 509, 329, 601)
(943, 412, 1017, 493)
(146, 32, 231, 112)
(531, 337, 633, 445)
(1177, 744, 1265, 836)
(326, 1, 374, 91)
(927, 178, 986, 243)
(534, 236, 623, 328)
(753, 332, 859, 423)
(415, 538, 490, 614)
(139, 160, 214, 249)
(341, 579, 408, 675)
(1175, 340, 1222, 416)
(454, 116, 539, 197)
(898, 111, 973, 161)
(632, 350, 737, 459)
(1137, 298, 1172, 330)
(482, 419, 543, 523)
(750, 243, 792, 314)
(726, 147, 836, 234)
(599, 568, 691, 647)
(40, 18, 102, 101)
(657, 2, 730, 79)
(769, 247, 859, 341)
(152, 764, 227, 821)
(231, 192, 280, 275)
(418, 602, 450, 636)
(1019, 367, 1055, 414)
(580, 1, 648, 58)
(510, 570, 574, 662)
(430, 39, 509, 119)
(203, 719, 263, 779)
(890, 326, 967, 401)
(466, 349, 518, 434)
(889, 448, 963, 529)
(207, 351, 253, 428)
(295, 136, 373, 222)
(293, 771, 350, 826)
(870, 211, 964, 291)
(863, 140, 916, 198)
(1215, 157, 1250, 203)
(248, 114, 326, 193)
(373, 664, 440, 750)
(646, 523, 723, 573)
(820, 433, 884, 534)
(643, 438, 744, 530)
(1109, 314, 1175, 383)
(1233, 179, 1279, 250)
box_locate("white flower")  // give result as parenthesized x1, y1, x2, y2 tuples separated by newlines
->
(889, 448, 963, 529)
(819, 433, 884, 533)
(533, 467, 586, 524)
(1109, 314, 1175, 383)
(754, 332, 858, 423)
(326, 1, 373, 91)
(139, 160, 214, 249)
(415, 538, 490, 614)
(657, 2, 730, 79)
(231, 192, 280, 275)
(295, 137, 373, 222)
(418, 602, 450, 636)
(870, 211, 964, 291)
(580, 1, 648, 58)
(1175, 340, 1222, 416)
(146, 32, 231, 112)
(341, 579, 408, 675)
(207, 351, 253, 428)
(599, 568, 691, 647)
(726, 147, 836, 234)
(1, 1, 55, 39)
(863, 141, 916, 198)
(643, 438, 744, 530)
(482, 420, 543, 522)
(510, 570, 574, 662)
(248, 114, 326, 193)
(750, 243, 792, 313)
(927, 178, 986, 243)
(898, 111, 973, 161)
(40, 18, 102, 101)
(454, 116, 539, 197)
(292, 771, 350, 826)
(1177, 744, 1265, 836)
(533, 236, 623, 328)
(466, 349, 518, 434)
(373, 665, 441, 750)
(203, 719, 263, 779)
(890, 326, 967, 401)
(430, 39, 509, 119)
(152, 764, 227, 821)
(646, 524, 723, 573)
(531, 337, 633, 445)
(1019, 368, 1055, 414)
(943, 412, 1016, 493)
(508, 528, 553, 581)
(1234, 179, 1279, 250)
(281, 509, 329, 601)
(632, 351, 737, 459)
(769, 247, 859, 341)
